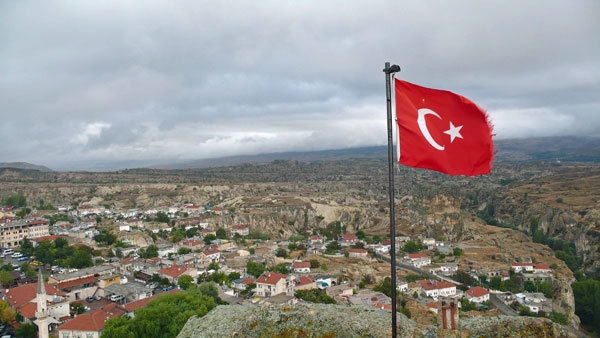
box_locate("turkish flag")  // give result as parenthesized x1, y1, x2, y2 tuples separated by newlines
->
(395, 79, 494, 176)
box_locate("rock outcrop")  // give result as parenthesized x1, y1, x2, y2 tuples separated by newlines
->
(177, 304, 576, 338)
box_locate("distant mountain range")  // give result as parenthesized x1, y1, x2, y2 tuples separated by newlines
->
(154, 136, 600, 170)
(0, 162, 54, 172)
(3, 136, 599, 172)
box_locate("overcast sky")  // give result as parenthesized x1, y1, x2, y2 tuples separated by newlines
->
(1, 1, 599, 170)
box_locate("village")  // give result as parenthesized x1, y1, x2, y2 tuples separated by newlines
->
(0, 201, 567, 337)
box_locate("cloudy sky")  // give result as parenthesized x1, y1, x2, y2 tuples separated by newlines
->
(1, 1, 599, 170)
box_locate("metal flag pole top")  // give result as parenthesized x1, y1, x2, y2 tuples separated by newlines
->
(383, 62, 400, 337)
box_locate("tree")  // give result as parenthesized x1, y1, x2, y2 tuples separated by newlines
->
(2, 194, 27, 208)
(20, 237, 35, 257)
(324, 241, 342, 254)
(275, 248, 288, 258)
(203, 234, 217, 245)
(309, 259, 320, 269)
(452, 247, 463, 257)
(402, 241, 423, 254)
(141, 245, 159, 259)
(295, 289, 336, 304)
(572, 279, 600, 333)
(228, 272, 241, 282)
(15, 322, 37, 338)
(0, 270, 14, 288)
(460, 297, 477, 311)
(246, 261, 265, 278)
(71, 302, 86, 315)
(155, 211, 170, 223)
(0, 300, 16, 324)
(216, 227, 227, 239)
(102, 287, 216, 338)
(272, 263, 289, 274)
(178, 247, 192, 255)
(178, 275, 194, 290)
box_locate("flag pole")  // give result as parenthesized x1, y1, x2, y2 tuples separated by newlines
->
(383, 62, 400, 337)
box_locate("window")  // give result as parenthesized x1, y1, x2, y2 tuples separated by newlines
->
(63, 334, 70, 338)
(86, 334, 93, 338)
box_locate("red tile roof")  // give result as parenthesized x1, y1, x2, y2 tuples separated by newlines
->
(408, 253, 428, 259)
(291, 262, 311, 269)
(5, 282, 66, 309)
(466, 286, 489, 298)
(417, 280, 455, 291)
(534, 263, 551, 270)
(17, 302, 37, 319)
(123, 289, 181, 312)
(32, 235, 63, 243)
(339, 234, 357, 240)
(347, 248, 368, 254)
(294, 275, 315, 287)
(158, 265, 188, 278)
(57, 276, 97, 290)
(57, 307, 124, 332)
(256, 272, 287, 285)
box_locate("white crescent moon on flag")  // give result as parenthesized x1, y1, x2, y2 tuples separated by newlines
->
(417, 108, 445, 151)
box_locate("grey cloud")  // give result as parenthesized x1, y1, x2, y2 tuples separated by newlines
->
(1, 0, 599, 169)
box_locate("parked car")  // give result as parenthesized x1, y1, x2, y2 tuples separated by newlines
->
(11, 252, 22, 258)
(86, 296, 94, 302)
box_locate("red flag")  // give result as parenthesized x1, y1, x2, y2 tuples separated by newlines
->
(395, 79, 494, 176)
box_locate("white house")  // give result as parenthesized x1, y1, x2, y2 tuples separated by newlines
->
(291, 261, 311, 273)
(466, 286, 490, 303)
(417, 280, 456, 300)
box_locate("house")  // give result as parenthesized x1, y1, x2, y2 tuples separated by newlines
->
(375, 240, 391, 254)
(200, 245, 221, 264)
(291, 261, 311, 273)
(232, 276, 256, 291)
(396, 280, 409, 293)
(3, 281, 69, 324)
(177, 238, 204, 251)
(255, 272, 291, 298)
(293, 275, 316, 291)
(533, 263, 552, 274)
(309, 235, 324, 245)
(338, 233, 358, 246)
(427, 301, 439, 314)
(511, 262, 535, 273)
(406, 253, 431, 268)
(422, 238, 436, 250)
(231, 224, 250, 237)
(157, 264, 196, 284)
(55, 275, 99, 302)
(417, 280, 456, 300)
(346, 248, 368, 259)
(466, 286, 490, 303)
(57, 303, 126, 338)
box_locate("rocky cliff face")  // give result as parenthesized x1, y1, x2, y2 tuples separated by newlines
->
(177, 304, 576, 338)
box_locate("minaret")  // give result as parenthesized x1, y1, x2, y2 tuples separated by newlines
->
(34, 268, 50, 338)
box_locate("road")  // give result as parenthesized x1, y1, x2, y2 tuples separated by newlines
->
(489, 293, 517, 316)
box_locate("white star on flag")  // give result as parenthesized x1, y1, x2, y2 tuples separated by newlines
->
(443, 122, 463, 143)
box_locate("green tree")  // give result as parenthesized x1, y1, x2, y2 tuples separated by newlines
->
(155, 211, 170, 223)
(71, 302, 86, 315)
(460, 297, 477, 311)
(2, 194, 27, 208)
(309, 259, 320, 269)
(228, 272, 241, 282)
(140, 245, 159, 259)
(572, 279, 600, 333)
(275, 248, 288, 258)
(216, 227, 227, 239)
(295, 289, 336, 304)
(69, 248, 93, 269)
(373, 277, 394, 298)
(246, 261, 265, 278)
(15, 322, 37, 338)
(0, 270, 14, 288)
(178, 275, 194, 290)
(102, 287, 216, 338)
(272, 263, 289, 274)
(178, 247, 192, 255)
(324, 241, 342, 254)
(452, 247, 463, 257)
(19, 237, 34, 257)
(402, 241, 423, 254)
(203, 234, 217, 245)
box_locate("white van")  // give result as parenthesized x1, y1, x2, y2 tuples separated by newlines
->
(110, 294, 123, 302)
(2, 249, 13, 256)
(11, 252, 23, 258)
